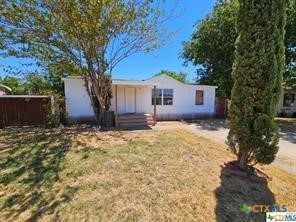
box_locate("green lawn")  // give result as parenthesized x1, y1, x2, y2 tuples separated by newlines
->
(0, 126, 295, 221)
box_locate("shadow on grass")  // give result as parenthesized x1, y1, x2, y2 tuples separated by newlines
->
(215, 162, 275, 222)
(0, 127, 81, 221)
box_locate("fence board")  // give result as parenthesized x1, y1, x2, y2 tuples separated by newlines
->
(0, 97, 51, 128)
(215, 98, 228, 118)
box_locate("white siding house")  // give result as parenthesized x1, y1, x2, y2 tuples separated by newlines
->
(64, 77, 96, 122)
(277, 89, 296, 117)
(63, 74, 217, 123)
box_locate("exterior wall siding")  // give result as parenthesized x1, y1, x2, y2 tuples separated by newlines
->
(144, 75, 216, 120)
(64, 79, 95, 122)
(64, 74, 217, 121)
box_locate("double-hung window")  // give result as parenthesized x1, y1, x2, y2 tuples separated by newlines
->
(152, 89, 173, 105)
(163, 89, 173, 105)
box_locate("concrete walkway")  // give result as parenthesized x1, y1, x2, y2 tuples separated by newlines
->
(153, 119, 296, 175)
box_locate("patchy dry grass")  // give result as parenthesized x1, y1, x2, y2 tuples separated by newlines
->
(276, 118, 296, 131)
(0, 126, 295, 222)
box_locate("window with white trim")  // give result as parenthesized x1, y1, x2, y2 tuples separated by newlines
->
(152, 89, 173, 105)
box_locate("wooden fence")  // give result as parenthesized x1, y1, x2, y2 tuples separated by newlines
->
(215, 98, 228, 118)
(0, 96, 51, 128)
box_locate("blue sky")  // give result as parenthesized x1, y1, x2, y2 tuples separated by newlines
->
(0, 0, 216, 82)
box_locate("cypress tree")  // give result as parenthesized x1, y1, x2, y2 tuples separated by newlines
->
(227, 0, 287, 170)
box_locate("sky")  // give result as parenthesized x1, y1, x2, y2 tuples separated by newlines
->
(0, 0, 216, 82)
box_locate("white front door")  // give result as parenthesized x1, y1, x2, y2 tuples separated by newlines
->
(125, 87, 136, 113)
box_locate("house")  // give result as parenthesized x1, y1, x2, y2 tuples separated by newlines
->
(63, 74, 217, 126)
(277, 89, 296, 117)
(0, 84, 11, 95)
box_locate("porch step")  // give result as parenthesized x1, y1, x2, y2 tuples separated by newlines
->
(117, 113, 153, 120)
(117, 114, 154, 127)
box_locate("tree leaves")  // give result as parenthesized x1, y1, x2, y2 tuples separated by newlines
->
(154, 69, 187, 83)
(183, 0, 296, 98)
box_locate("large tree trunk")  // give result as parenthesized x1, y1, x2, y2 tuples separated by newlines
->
(238, 150, 248, 171)
(83, 77, 99, 123)
(83, 74, 112, 127)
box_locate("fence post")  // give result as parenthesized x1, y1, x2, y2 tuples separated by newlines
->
(50, 96, 55, 115)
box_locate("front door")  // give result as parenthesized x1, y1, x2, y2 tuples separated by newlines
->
(125, 87, 136, 113)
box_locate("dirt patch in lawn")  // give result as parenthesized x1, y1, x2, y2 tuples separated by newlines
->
(0, 126, 295, 221)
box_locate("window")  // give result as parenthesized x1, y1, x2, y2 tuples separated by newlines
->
(163, 89, 173, 105)
(152, 88, 173, 105)
(195, 90, 204, 105)
(283, 93, 295, 107)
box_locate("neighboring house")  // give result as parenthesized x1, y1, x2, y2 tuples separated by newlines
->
(0, 84, 12, 95)
(277, 89, 296, 117)
(63, 74, 217, 126)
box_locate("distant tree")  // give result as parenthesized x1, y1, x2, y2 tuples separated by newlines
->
(24, 73, 52, 95)
(0, 76, 25, 95)
(40, 58, 81, 95)
(227, 0, 287, 170)
(284, 1, 296, 89)
(155, 69, 187, 83)
(183, 0, 296, 98)
(182, 0, 238, 98)
(0, 0, 172, 125)
(0, 74, 53, 95)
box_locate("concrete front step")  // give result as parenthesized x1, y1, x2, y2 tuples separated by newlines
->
(117, 113, 154, 127)
(117, 114, 152, 119)
(117, 118, 153, 122)
(117, 117, 153, 122)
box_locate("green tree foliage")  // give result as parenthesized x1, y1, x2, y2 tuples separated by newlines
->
(227, 0, 287, 170)
(39, 58, 81, 95)
(183, 0, 295, 98)
(155, 69, 187, 83)
(285, 1, 296, 89)
(0, 76, 25, 95)
(0, 74, 52, 95)
(24, 73, 52, 95)
(183, 0, 238, 98)
(0, 0, 171, 125)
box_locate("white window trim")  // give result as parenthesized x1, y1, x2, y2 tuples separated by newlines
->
(152, 88, 174, 106)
